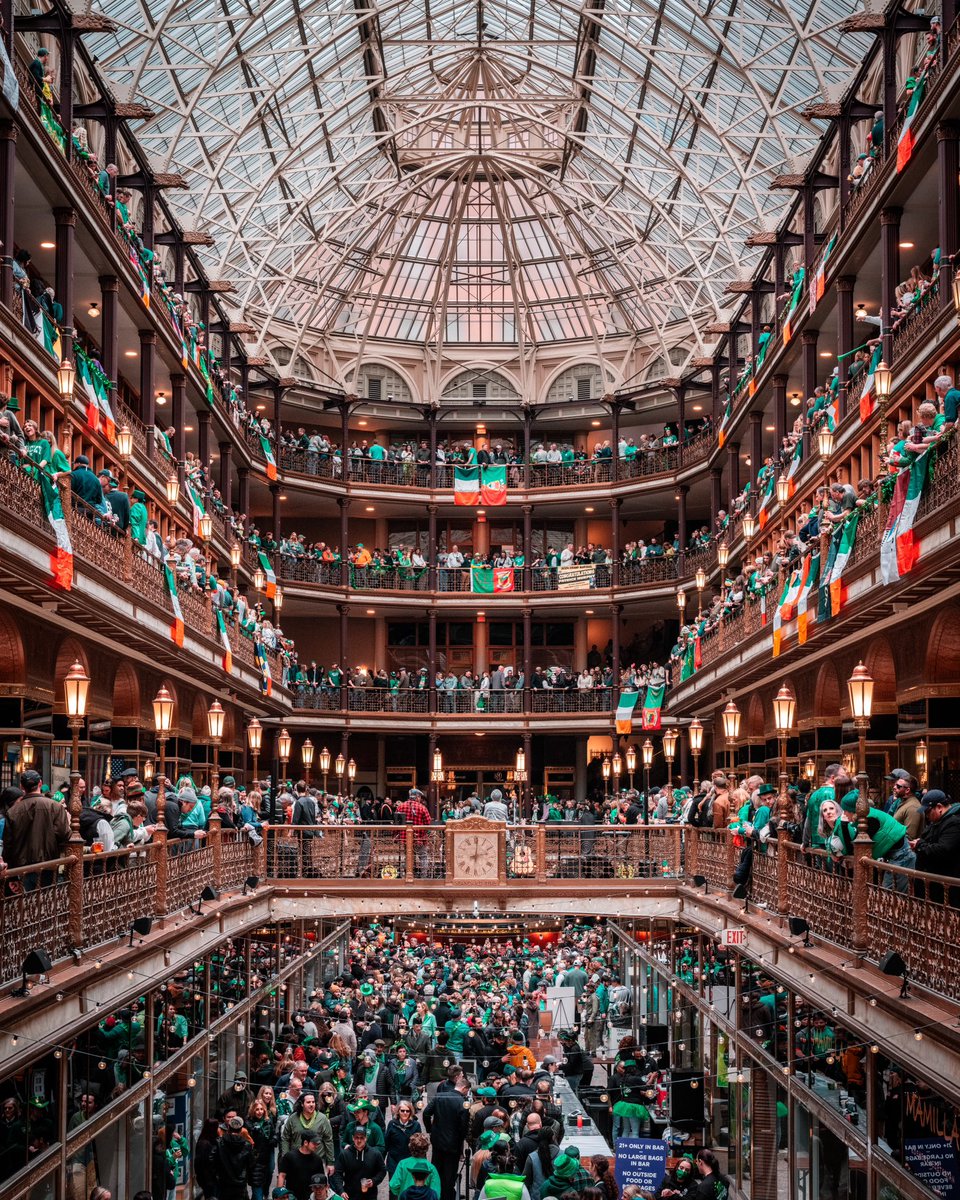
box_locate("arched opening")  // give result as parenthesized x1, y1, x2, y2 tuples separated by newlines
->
(813, 661, 842, 726)
(0, 610, 26, 687)
(863, 638, 898, 710)
(924, 608, 960, 684)
(112, 662, 141, 724)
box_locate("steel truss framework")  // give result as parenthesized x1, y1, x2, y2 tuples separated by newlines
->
(87, 0, 868, 362)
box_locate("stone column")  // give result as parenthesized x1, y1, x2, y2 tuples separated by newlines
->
(139, 329, 156, 429)
(772, 374, 788, 448)
(170, 372, 187, 469)
(938, 123, 960, 314)
(53, 207, 77, 365)
(880, 207, 902, 363)
(99, 275, 119, 388)
(0, 121, 16, 310)
(837, 277, 855, 402)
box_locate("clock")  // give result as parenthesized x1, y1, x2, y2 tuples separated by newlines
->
(452, 832, 500, 881)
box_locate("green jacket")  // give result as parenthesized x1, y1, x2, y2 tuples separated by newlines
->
(805, 784, 835, 848)
(481, 1174, 528, 1200)
(834, 808, 907, 862)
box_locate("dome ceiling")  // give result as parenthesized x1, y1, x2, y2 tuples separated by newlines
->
(88, 0, 867, 356)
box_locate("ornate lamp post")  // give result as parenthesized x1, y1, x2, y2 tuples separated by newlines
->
(347, 758, 356, 799)
(247, 717, 262, 788)
(847, 662, 875, 823)
(625, 744, 637, 792)
(116, 426, 133, 483)
(641, 738, 653, 808)
(695, 567, 707, 618)
(206, 699, 225, 793)
(165, 473, 180, 507)
(915, 739, 927, 788)
(803, 758, 816, 783)
(676, 587, 686, 622)
(742, 513, 757, 540)
(20, 738, 34, 769)
(874, 360, 893, 429)
(335, 752, 345, 795)
(319, 746, 331, 794)
(514, 747, 527, 820)
(57, 357, 76, 400)
(717, 542, 729, 570)
(612, 751, 623, 799)
(601, 755, 611, 802)
(662, 727, 678, 801)
(63, 661, 90, 813)
(198, 512, 213, 543)
(721, 699, 740, 789)
(772, 682, 796, 816)
(230, 542, 242, 589)
(688, 718, 703, 791)
(152, 684, 175, 801)
(431, 746, 444, 816)
(776, 474, 791, 506)
(301, 738, 315, 787)
(277, 727, 292, 785)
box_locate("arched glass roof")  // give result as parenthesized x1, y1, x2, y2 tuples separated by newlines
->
(87, 0, 867, 354)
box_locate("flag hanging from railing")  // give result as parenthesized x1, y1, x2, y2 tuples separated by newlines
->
(255, 640, 273, 697)
(880, 452, 930, 583)
(259, 435, 278, 481)
(257, 552, 277, 599)
(796, 551, 820, 644)
(782, 268, 805, 344)
(858, 344, 884, 422)
(809, 233, 838, 316)
(480, 465, 507, 505)
(216, 609, 233, 674)
(454, 466, 480, 504)
(784, 440, 802, 497)
(164, 564, 185, 646)
(757, 473, 776, 528)
(897, 76, 927, 172)
(616, 690, 640, 734)
(471, 566, 515, 593)
(641, 684, 665, 731)
(37, 469, 73, 590)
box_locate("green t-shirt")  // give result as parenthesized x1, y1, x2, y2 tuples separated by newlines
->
(805, 784, 834, 848)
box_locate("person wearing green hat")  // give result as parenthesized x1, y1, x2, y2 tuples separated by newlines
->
(829, 790, 913, 888)
(541, 1151, 590, 1199)
(341, 1099, 385, 1150)
(389, 1134, 441, 1200)
(398, 1159, 439, 1200)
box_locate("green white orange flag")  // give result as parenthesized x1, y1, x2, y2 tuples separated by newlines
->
(772, 566, 803, 657)
(164, 564, 185, 646)
(784, 440, 802, 497)
(641, 684, 665, 731)
(258, 552, 277, 599)
(216, 609, 233, 674)
(471, 566, 514, 593)
(38, 468, 73, 590)
(809, 233, 838, 315)
(757, 473, 776, 528)
(616, 690, 640, 735)
(480, 465, 507, 505)
(259, 435, 278, 481)
(827, 510, 861, 616)
(880, 453, 929, 584)
(796, 551, 820, 644)
(255, 640, 273, 697)
(782, 268, 805, 344)
(897, 76, 926, 172)
(858, 344, 884, 422)
(454, 466, 480, 505)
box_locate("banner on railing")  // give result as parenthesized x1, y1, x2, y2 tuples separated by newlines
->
(897, 75, 926, 172)
(616, 690, 640, 734)
(259, 435, 278, 481)
(808, 232, 837, 316)
(454, 466, 507, 505)
(258, 552, 277, 599)
(757, 472, 776, 529)
(76, 348, 117, 444)
(31, 309, 62, 363)
(880, 451, 930, 583)
(718, 400, 732, 449)
(471, 566, 514, 593)
(164, 564, 185, 646)
(187, 482, 206, 538)
(796, 550, 820, 644)
(782, 267, 805, 344)
(216, 609, 233, 674)
(641, 684, 665, 731)
(35, 467, 73, 591)
(784, 440, 802, 497)
(557, 565, 596, 590)
(255, 640, 273, 696)
(818, 510, 860, 623)
(858, 344, 884, 422)
(454, 466, 479, 504)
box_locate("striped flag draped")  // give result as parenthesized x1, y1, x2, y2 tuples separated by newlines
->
(216, 609, 233, 674)
(258, 552, 277, 599)
(880, 453, 930, 583)
(616, 690, 640, 734)
(641, 684, 665, 731)
(796, 551, 820, 644)
(164, 564, 185, 646)
(897, 77, 927, 172)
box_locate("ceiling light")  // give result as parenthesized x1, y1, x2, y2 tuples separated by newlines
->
(744, 456, 751, 465)
(184, 424, 195, 432)
(591, 420, 601, 427)
(156, 393, 167, 405)
(365, 505, 375, 512)
(585, 609, 594, 614)
(765, 425, 774, 432)
(124, 350, 138, 358)
(358, 420, 368, 427)
(255, 404, 266, 411)
(819, 351, 832, 358)
(585, 506, 594, 512)
(366, 609, 376, 615)
(87, 302, 100, 318)
(40, 241, 55, 249)
(790, 393, 801, 407)
(279, 494, 288, 501)
(692, 404, 703, 412)
(899, 241, 914, 249)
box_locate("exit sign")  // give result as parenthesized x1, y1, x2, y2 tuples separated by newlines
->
(722, 928, 747, 946)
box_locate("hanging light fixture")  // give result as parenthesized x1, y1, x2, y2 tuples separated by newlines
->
(57, 358, 76, 399)
(116, 426, 133, 460)
(717, 542, 729, 568)
(641, 739, 654, 768)
(721, 700, 741, 741)
(153, 684, 174, 734)
(688, 719, 703, 755)
(301, 738, 315, 769)
(817, 427, 835, 462)
(742, 513, 756, 540)
(253, 566, 266, 592)
(776, 475, 791, 505)
(277, 728, 292, 762)
(230, 543, 242, 569)
(772, 682, 796, 734)
(165, 474, 180, 506)
(873, 360, 893, 401)
(846, 661, 875, 726)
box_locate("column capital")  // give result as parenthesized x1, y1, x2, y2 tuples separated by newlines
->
(748, 409, 762, 424)
(237, 465, 249, 477)
(197, 408, 211, 423)
(709, 467, 723, 480)
(98, 274, 119, 292)
(337, 603, 349, 616)
(800, 330, 819, 346)
(608, 496, 622, 510)
(427, 609, 437, 622)
(170, 371, 186, 386)
(338, 496, 350, 511)
(836, 275, 856, 292)
(677, 483, 689, 496)
(0, 120, 17, 142)
(521, 503, 533, 513)
(726, 440, 739, 455)
(138, 328, 157, 345)
(269, 481, 280, 495)
(937, 120, 960, 142)
(53, 207, 77, 226)
(880, 206, 903, 225)
(218, 440, 232, 453)
(611, 603, 623, 616)
(427, 504, 438, 515)
(772, 373, 788, 388)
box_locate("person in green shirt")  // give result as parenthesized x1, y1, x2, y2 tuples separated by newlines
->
(830, 791, 914, 888)
(129, 488, 149, 545)
(902, 402, 946, 461)
(803, 765, 840, 849)
(444, 1012, 469, 1058)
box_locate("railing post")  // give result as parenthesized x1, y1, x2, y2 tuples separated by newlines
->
(852, 853, 871, 954)
(726, 830, 737, 888)
(405, 828, 415, 882)
(122, 528, 133, 583)
(535, 825, 546, 881)
(67, 846, 84, 953)
(257, 822, 269, 879)
(777, 833, 791, 913)
(687, 826, 698, 878)
(154, 831, 169, 916)
(209, 810, 223, 889)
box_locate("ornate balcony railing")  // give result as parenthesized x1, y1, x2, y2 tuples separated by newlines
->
(289, 686, 615, 715)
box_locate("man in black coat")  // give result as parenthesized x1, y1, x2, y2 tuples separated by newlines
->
(423, 1076, 470, 1200)
(336, 1126, 386, 1200)
(912, 790, 960, 903)
(215, 1116, 255, 1200)
(70, 455, 103, 507)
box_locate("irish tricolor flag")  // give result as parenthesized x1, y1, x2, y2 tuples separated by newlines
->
(39, 469, 73, 590)
(757, 473, 776, 528)
(258, 552, 277, 599)
(260, 435, 278, 481)
(164, 564, 185, 646)
(454, 466, 480, 505)
(784, 440, 802, 497)
(782, 268, 805, 345)
(859, 345, 884, 422)
(897, 76, 926, 172)
(796, 551, 820, 645)
(772, 565, 804, 657)
(255, 640, 273, 697)
(480, 465, 507, 505)
(808, 233, 837, 315)
(616, 690, 640, 734)
(880, 454, 929, 583)
(216, 609, 233, 674)
(717, 401, 732, 449)
(827, 511, 861, 616)
(471, 566, 514, 593)
(641, 684, 665, 731)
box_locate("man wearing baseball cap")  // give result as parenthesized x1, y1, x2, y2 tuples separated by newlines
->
(912, 791, 960, 903)
(277, 1131, 328, 1200)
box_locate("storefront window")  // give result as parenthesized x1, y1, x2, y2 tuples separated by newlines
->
(793, 1096, 867, 1200)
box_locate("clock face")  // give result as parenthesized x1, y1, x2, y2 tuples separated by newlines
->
(454, 833, 499, 880)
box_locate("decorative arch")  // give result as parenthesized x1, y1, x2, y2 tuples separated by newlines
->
(112, 662, 141, 723)
(191, 694, 211, 743)
(863, 637, 897, 708)
(0, 610, 26, 686)
(924, 608, 960, 684)
(351, 361, 419, 406)
(540, 362, 615, 407)
(813, 660, 842, 725)
(744, 692, 765, 741)
(438, 366, 522, 402)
